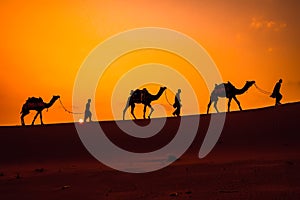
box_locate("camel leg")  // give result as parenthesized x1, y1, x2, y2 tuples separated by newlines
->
(130, 103, 136, 120)
(227, 97, 232, 112)
(148, 104, 154, 119)
(233, 96, 242, 111)
(21, 111, 29, 126)
(207, 100, 212, 114)
(213, 100, 219, 113)
(123, 104, 130, 120)
(143, 104, 147, 119)
(40, 111, 44, 125)
(32, 111, 40, 125)
(21, 115, 25, 126)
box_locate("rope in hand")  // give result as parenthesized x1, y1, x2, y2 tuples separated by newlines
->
(164, 90, 174, 106)
(254, 83, 271, 95)
(59, 98, 84, 114)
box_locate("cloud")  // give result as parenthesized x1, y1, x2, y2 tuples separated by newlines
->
(250, 17, 287, 31)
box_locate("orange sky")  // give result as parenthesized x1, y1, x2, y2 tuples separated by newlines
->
(0, 0, 299, 125)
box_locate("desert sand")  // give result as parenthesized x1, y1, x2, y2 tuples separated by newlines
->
(1, 102, 300, 199)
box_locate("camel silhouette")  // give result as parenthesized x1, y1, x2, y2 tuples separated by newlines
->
(207, 81, 255, 114)
(20, 95, 60, 126)
(123, 87, 167, 120)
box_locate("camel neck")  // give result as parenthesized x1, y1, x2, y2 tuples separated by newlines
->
(236, 84, 251, 95)
(45, 97, 58, 108)
(151, 88, 165, 101)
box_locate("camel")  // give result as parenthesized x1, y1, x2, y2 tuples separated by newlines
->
(123, 87, 167, 120)
(20, 95, 60, 126)
(207, 81, 255, 114)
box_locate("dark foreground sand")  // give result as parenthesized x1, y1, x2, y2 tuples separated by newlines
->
(1, 102, 300, 199)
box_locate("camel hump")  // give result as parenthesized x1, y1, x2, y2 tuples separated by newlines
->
(132, 89, 148, 96)
(131, 89, 149, 103)
(26, 97, 44, 104)
(132, 89, 141, 96)
(214, 83, 225, 90)
(223, 82, 236, 90)
(131, 90, 141, 102)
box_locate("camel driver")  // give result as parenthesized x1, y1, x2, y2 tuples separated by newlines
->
(172, 89, 182, 117)
(84, 99, 92, 122)
(270, 79, 283, 106)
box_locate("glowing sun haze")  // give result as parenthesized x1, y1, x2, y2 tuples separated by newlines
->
(0, 0, 299, 125)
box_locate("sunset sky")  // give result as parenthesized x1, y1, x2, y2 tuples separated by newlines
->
(1, 0, 299, 125)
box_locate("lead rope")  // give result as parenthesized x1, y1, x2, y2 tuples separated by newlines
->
(164, 90, 173, 106)
(254, 83, 271, 95)
(59, 98, 84, 114)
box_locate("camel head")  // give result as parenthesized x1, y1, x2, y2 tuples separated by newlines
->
(161, 86, 167, 91)
(158, 86, 167, 95)
(241, 81, 255, 93)
(246, 81, 255, 87)
(53, 95, 60, 100)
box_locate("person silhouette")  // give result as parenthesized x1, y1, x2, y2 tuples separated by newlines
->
(172, 89, 182, 117)
(84, 99, 92, 122)
(270, 79, 283, 106)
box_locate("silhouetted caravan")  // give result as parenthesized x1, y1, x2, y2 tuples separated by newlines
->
(123, 87, 167, 120)
(20, 95, 60, 126)
(207, 81, 255, 114)
(270, 79, 283, 106)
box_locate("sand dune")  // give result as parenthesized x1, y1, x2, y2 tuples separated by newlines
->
(0, 102, 300, 199)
